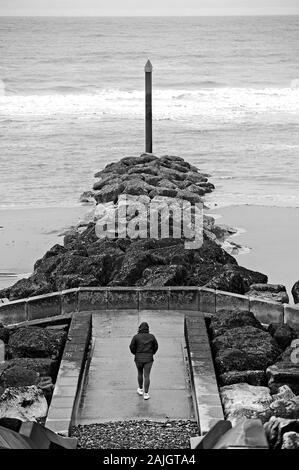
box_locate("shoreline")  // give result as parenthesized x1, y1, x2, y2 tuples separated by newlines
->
(209, 204, 299, 303)
(0, 204, 92, 291)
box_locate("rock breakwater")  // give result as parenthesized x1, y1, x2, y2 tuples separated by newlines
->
(0, 153, 271, 300)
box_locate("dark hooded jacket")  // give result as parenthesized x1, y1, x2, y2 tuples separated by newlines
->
(129, 322, 158, 363)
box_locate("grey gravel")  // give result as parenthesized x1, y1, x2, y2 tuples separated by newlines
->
(70, 419, 199, 449)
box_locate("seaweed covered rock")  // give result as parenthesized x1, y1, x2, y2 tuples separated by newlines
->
(219, 370, 266, 386)
(136, 264, 187, 287)
(213, 326, 281, 374)
(268, 323, 297, 350)
(206, 264, 268, 295)
(0, 358, 58, 380)
(0, 365, 40, 392)
(8, 327, 66, 359)
(209, 309, 263, 338)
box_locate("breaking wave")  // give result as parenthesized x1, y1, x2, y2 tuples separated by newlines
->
(1, 87, 298, 122)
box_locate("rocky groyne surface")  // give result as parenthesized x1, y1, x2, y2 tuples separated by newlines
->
(1, 153, 275, 301)
(0, 322, 67, 422)
(207, 308, 299, 449)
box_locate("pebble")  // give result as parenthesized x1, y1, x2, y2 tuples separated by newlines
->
(70, 419, 199, 449)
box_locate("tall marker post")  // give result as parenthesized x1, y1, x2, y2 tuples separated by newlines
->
(145, 59, 153, 153)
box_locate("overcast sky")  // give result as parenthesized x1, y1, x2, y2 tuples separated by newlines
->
(1, 0, 299, 16)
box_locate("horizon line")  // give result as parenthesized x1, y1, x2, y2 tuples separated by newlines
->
(1, 13, 299, 18)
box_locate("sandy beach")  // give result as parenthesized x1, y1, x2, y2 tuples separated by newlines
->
(0, 205, 92, 291)
(209, 205, 299, 302)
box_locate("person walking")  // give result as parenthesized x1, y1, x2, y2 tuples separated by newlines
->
(129, 322, 158, 400)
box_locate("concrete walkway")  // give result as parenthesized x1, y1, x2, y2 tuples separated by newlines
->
(76, 309, 194, 424)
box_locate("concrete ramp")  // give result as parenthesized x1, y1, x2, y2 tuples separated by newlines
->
(76, 310, 194, 424)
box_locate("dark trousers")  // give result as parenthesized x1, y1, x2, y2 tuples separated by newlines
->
(135, 361, 153, 393)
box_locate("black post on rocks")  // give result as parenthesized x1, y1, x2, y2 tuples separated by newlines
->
(145, 59, 153, 153)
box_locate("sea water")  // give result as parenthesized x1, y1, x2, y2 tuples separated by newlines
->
(0, 16, 299, 209)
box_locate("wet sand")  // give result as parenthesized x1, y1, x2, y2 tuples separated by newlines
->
(209, 205, 299, 302)
(0, 205, 92, 291)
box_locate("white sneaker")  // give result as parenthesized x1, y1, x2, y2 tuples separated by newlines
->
(143, 393, 150, 400)
(137, 388, 143, 396)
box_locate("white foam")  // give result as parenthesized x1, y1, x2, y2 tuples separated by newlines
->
(290, 79, 299, 89)
(1, 87, 299, 121)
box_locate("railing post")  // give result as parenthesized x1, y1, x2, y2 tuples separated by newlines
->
(145, 59, 153, 153)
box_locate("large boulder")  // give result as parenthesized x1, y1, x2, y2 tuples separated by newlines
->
(175, 189, 202, 204)
(264, 416, 299, 449)
(206, 264, 268, 295)
(50, 252, 119, 288)
(79, 190, 96, 203)
(109, 250, 152, 286)
(55, 273, 99, 291)
(119, 153, 158, 166)
(149, 243, 194, 267)
(248, 283, 289, 304)
(93, 174, 122, 191)
(94, 181, 125, 204)
(127, 164, 158, 176)
(268, 385, 299, 419)
(8, 327, 66, 359)
(186, 184, 206, 196)
(221, 384, 299, 427)
(219, 370, 266, 387)
(292, 281, 299, 304)
(0, 365, 40, 392)
(213, 326, 281, 374)
(34, 244, 67, 270)
(136, 264, 186, 286)
(194, 239, 237, 266)
(122, 180, 155, 197)
(149, 187, 178, 198)
(1, 358, 58, 380)
(159, 166, 186, 181)
(220, 383, 273, 425)
(0, 386, 48, 421)
(156, 178, 178, 189)
(3, 275, 52, 301)
(142, 174, 163, 186)
(209, 309, 263, 338)
(185, 171, 208, 184)
(268, 323, 297, 350)
(266, 340, 299, 394)
(282, 431, 299, 449)
(96, 161, 129, 176)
